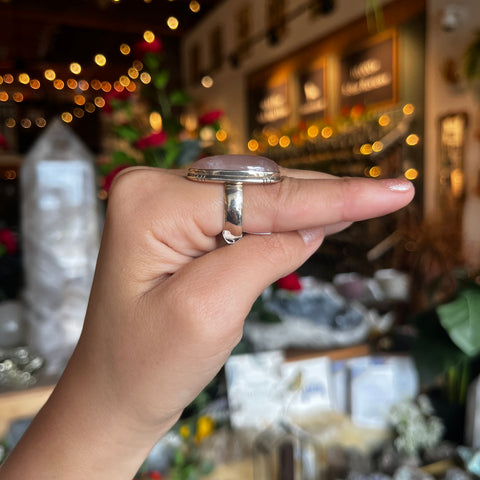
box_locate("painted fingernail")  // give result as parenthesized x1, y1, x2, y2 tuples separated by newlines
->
(299, 227, 324, 246)
(382, 178, 414, 192)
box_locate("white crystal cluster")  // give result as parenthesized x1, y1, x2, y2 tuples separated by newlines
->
(21, 119, 101, 375)
(388, 395, 445, 458)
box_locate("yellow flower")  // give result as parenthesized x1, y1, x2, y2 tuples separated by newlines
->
(195, 415, 215, 443)
(179, 424, 191, 439)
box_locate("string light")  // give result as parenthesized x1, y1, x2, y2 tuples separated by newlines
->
(94, 54, 107, 67)
(143, 30, 155, 43)
(167, 17, 179, 29)
(69, 62, 82, 75)
(189, 1, 200, 13)
(120, 43, 131, 55)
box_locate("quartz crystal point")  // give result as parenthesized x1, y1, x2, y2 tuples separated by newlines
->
(21, 119, 100, 376)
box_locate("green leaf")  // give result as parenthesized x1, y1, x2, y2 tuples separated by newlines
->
(437, 287, 480, 357)
(153, 69, 170, 90)
(111, 150, 137, 167)
(411, 334, 467, 388)
(169, 90, 191, 106)
(113, 124, 140, 142)
(143, 52, 161, 71)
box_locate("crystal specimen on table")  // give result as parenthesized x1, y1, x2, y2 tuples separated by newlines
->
(21, 119, 100, 376)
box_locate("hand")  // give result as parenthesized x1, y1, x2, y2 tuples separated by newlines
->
(0, 165, 414, 479)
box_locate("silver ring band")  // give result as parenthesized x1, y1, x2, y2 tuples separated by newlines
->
(187, 155, 282, 244)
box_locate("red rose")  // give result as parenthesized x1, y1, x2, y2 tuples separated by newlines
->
(134, 37, 163, 57)
(276, 272, 302, 291)
(198, 109, 223, 126)
(103, 165, 130, 192)
(0, 228, 17, 255)
(135, 131, 168, 150)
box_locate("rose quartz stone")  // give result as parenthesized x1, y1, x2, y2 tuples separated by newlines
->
(190, 154, 279, 172)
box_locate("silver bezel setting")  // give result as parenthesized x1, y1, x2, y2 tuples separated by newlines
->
(186, 168, 281, 184)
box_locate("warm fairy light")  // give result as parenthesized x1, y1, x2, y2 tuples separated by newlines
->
(321, 126, 333, 139)
(20, 118, 32, 128)
(369, 166, 382, 177)
(140, 72, 151, 84)
(248, 139, 259, 152)
(189, 1, 200, 12)
(3, 74, 14, 84)
(143, 30, 155, 43)
(29, 79, 41, 89)
(91, 79, 102, 90)
(94, 97, 105, 108)
(201, 75, 213, 88)
(126, 82, 136, 92)
(78, 80, 89, 91)
(360, 143, 373, 155)
(372, 141, 384, 152)
(12, 92, 24, 102)
(44, 69, 56, 81)
(120, 43, 131, 55)
(307, 125, 319, 138)
(5, 118, 15, 128)
(85, 102, 95, 113)
(70, 62, 82, 75)
(406, 134, 420, 146)
(95, 54, 107, 67)
(149, 111, 163, 131)
(53, 79, 65, 90)
(0, 77, 3, 85)
(181, 114, 198, 131)
(102, 81, 112, 92)
(36, 118, 46, 128)
(119, 75, 130, 87)
(73, 108, 85, 118)
(67, 79, 78, 89)
(167, 16, 179, 29)
(279, 135, 290, 148)
(405, 168, 418, 180)
(0, 92, 8, 102)
(403, 103, 415, 115)
(268, 134, 279, 147)
(378, 114, 391, 127)
(113, 81, 124, 92)
(133, 60, 143, 71)
(216, 129, 227, 142)
(18, 73, 30, 84)
(74, 95, 86, 106)
(61, 112, 73, 123)
(98, 189, 108, 201)
(144, 0, 152, 3)
(128, 67, 139, 79)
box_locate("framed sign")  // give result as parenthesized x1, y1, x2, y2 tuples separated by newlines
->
(339, 31, 397, 109)
(298, 64, 327, 121)
(248, 80, 290, 132)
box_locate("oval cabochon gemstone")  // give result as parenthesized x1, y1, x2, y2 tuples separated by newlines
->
(190, 154, 279, 173)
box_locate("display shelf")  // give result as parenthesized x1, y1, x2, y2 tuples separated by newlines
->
(0, 384, 54, 437)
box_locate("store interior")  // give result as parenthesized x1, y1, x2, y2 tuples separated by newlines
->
(1, 0, 480, 478)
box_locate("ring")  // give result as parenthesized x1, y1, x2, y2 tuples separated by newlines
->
(187, 155, 282, 244)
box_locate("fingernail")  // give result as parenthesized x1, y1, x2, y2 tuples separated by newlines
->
(299, 227, 324, 246)
(382, 178, 413, 192)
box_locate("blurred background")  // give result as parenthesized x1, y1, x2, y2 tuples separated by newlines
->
(1, 1, 480, 479)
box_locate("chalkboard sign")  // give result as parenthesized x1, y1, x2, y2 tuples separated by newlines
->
(248, 81, 290, 132)
(340, 33, 396, 109)
(298, 66, 326, 121)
